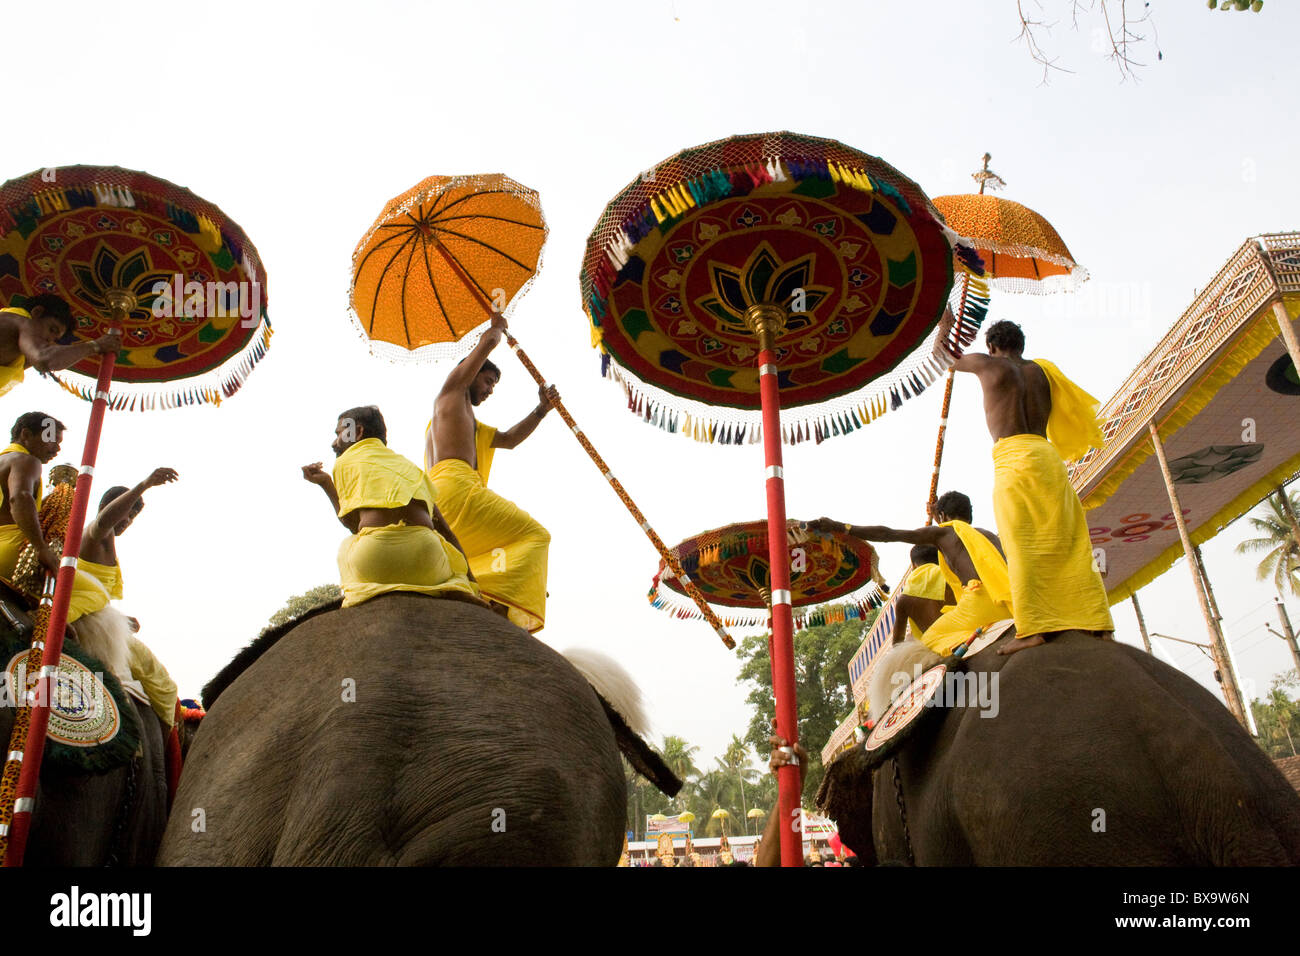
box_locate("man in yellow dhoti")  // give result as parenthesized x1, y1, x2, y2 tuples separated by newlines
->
(889, 544, 954, 645)
(951, 320, 1113, 653)
(426, 313, 555, 632)
(0, 412, 111, 621)
(73, 467, 181, 726)
(0, 295, 122, 398)
(810, 492, 1012, 656)
(303, 405, 480, 610)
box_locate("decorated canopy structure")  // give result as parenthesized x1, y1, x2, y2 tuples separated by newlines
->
(1069, 233, 1300, 725)
(648, 520, 887, 631)
(1071, 233, 1300, 602)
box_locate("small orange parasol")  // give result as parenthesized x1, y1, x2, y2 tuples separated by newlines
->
(931, 192, 1087, 295)
(350, 173, 546, 361)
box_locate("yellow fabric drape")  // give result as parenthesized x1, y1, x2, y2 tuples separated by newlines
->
(0, 308, 28, 397)
(127, 635, 178, 728)
(422, 419, 497, 485)
(936, 520, 1012, 608)
(902, 563, 947, 602)
(919, 581, 1011, 656)
(333, 438, 437, 516)
(78, 557, 124, 600)
(428, 457, 549, 632)
(1032, 359, 1105, 464)
(992, 434, 1114, 637)
(336, 522, 478, 609)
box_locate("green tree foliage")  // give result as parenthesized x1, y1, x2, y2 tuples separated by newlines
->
(735, 616, 875, 802)
(262, 583, 342, 634)
(1251, 672, 1300, 759)
(1235, 490, 1300, 597)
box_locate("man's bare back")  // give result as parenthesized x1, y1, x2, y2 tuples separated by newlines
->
(956, 354, 1052, 443)
(0, 449, 41, 528)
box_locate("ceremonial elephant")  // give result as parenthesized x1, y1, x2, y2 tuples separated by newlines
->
(817, 630, 1300, 865)
(157, 593, 679, 865)
(0, 631, 169, 867)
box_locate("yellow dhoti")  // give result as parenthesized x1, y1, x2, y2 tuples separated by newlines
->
(992, 434, 1113, 637)
(337, 522, 478, 609)
(428, 458, 549, 632)
(902, 563, 948, 641)
(919, 580, 1012, 655)
(0, 308, 29, 397)
(0, 525, 110, 622)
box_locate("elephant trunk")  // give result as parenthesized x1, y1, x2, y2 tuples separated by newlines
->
(816, 748, 879, 866)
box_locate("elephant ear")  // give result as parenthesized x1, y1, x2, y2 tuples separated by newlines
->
(816, 748, 876, 865)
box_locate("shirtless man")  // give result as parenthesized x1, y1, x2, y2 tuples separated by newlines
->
(889, 543, 954, 646)
(807, 491, 1012, 657)
(0, 295, 122, 396)
(948, 319, 1113, 652)
(426, 313, 555, 632)
(0, 411, 66, 577)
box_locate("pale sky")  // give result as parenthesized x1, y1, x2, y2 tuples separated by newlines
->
(6, 0, 1298, 768)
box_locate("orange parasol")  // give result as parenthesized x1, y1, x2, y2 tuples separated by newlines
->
(931, 192, 1087, 295)
(350, 173, 545, 361)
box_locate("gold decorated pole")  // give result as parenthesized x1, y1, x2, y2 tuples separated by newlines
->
(1148, 420, 1248, 728)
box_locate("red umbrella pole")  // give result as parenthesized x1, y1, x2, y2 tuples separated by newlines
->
(749, 305, 801, 868)
(4, 349, 115, 866)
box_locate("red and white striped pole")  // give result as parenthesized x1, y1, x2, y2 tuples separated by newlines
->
(3, 336, 117, 867)
(748, 304, 802, 868)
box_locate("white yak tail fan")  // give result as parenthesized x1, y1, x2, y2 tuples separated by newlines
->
(868, 639, 942, 722)
(70, 606, 134, 683)
(561, 647, 649, 737)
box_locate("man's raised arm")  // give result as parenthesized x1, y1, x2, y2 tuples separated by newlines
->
(492, 385, 557, 450)
(19, 327, 121, 374)
(437, 314, 505, 401)
(301, 462, 357, 532)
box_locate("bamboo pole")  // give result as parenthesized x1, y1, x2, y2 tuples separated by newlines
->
(1130, 592, 1153, 654)
(1148, 421, 1248, 728)
(925, 275, 970, 524)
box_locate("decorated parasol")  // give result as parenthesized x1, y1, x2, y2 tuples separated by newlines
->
(350, 174, 734, 646)
(580, 131, 973, 866)
(923, 153, 1089, 518)
(648, 520, 886, 631)
(0, 165, 270, 866)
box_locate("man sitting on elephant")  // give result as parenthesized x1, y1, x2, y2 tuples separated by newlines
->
(808, 491, 1011, 657)
(890, 543, 954, 646)
(426, 312, 555, 632)
(303, 405, 482, 610)
(946, 319, 1113, 654)
(73, 467, 182, 729)
(0, 295, 122, 398)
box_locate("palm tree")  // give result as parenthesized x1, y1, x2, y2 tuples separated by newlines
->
(660, 735, 700, 811)
(1235, 488, 1300, 597)
(720, 734, 759, 830)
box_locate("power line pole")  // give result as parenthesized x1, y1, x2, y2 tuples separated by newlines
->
(1272, 597, 1300, 676)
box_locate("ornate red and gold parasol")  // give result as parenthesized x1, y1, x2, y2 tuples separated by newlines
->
(0, 165, 270, 866)
(350, 174, 735, 646)
(581, 131, 976, 866)
(648, 520, 886, 631)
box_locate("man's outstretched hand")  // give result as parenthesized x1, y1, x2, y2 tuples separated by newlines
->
(301, 462, 331, 487)
(144, 467, 179, 488)
(803, 516, 846, 536)
(537, 384, 559, 410)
